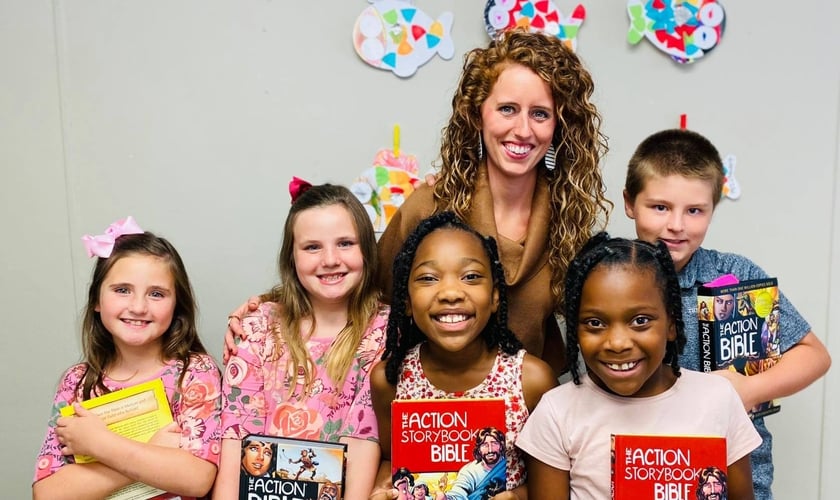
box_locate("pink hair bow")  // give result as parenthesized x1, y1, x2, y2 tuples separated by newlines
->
(81, 216, 144, 258)
(289, 176, 312, 203)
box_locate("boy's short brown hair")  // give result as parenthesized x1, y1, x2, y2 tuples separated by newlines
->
(624, 129, 724, 206)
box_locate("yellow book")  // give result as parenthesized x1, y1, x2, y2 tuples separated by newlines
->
(60, 378, 173, 500)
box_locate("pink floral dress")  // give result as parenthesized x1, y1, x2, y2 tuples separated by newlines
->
(33, 354, 222, 499)
(395, 345, 529, 490)
(221, 302, 388, 443)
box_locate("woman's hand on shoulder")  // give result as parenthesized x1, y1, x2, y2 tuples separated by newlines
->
(522, 353, 559, 411)
(222, 296, 263, 362)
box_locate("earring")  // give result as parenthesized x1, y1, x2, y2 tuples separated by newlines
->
(544, 143, 556, 170)
(478, 134, 484, 160)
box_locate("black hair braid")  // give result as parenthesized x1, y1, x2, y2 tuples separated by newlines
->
(651, 240, 687, 375)
(382, 212, 522, 385)
(563, 232, 687, 386)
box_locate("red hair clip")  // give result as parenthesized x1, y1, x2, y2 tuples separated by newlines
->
(289, 176, 312, 203)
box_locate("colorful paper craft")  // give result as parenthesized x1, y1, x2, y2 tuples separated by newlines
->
(353, 1, 455, 77)
(627, 0, 725, 64)
(350, 126, 420, 232)
(484, 1, 586, 51)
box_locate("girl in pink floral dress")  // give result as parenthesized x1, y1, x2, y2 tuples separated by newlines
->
(214, 183, 388, 500)
(369, 212, 558, 500)
(33, 219, 222, 500)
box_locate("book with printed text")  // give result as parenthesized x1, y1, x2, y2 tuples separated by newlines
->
(59, 377, 173, 500)
(390, 398, 507, 500)
(697, 277, 781, 418)
(239, 434, 347, 500)
(611, 435, 727, 500)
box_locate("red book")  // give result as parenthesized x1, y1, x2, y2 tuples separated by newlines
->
(391, 399, 507, 499)
(611, 435, 727, 500)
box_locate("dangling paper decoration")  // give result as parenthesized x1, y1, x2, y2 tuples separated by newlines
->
(484, 1, 586, 51)
(350, 125, 420, 232)
(627, 0, 725, 64)
(353, 1, 455, 78)
(721, 154, 740, 200)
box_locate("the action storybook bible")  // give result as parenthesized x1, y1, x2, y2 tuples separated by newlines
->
(59, 378, 172, 500)
(611, 435, 728, 500)
(391, 398, 507, 500)
(697, 277, 782, 418)
(239, 434, 347, 500)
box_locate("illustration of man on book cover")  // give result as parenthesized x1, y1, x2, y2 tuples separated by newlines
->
(239, 436, 345, 500)
(394, 427, 506, 500)
(695, 466, 728, 500)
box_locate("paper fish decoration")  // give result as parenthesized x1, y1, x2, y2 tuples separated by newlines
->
(721, 154, 740, 200)
(353, 1, 455, 77)
(350, 149, 419, 232)
(485, 1, 586, 51)
(627, 0, 725, 64)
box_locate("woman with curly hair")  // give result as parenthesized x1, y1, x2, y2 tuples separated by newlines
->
(376, 28, 611, 375)
(224, 30, 609, 376)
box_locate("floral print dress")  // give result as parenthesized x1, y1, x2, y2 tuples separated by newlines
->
(33, 353, 222, 500)
(221, 302, 388, 443)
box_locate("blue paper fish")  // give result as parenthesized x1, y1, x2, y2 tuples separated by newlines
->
(353, 1, 455, 78)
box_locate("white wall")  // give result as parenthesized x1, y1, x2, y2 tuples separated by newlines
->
(3, 1, 837, 498)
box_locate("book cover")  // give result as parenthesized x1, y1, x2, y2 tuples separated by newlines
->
(59, 378, 173, 500)
(697, 277, 782, 419)
(611, 435, 728, 500)
(239, 434, 347, 500)
(391, 398, 507, 500)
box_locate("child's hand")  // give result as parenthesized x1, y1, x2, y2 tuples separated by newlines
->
(149, 421, 182, 449)
(55, 403, 110, 458)
(222, 296, 261, 363)
(368, 487, 400, 500)
(712, 369, 759, 410)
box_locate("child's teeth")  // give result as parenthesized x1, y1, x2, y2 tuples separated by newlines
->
(438, 314, 467, 323)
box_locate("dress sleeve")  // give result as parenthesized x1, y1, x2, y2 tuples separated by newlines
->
(341, 306, 389, 441)
(221, 303, 276, 440)
(176, 354, 223, 465)
(33, 365, 86, 483)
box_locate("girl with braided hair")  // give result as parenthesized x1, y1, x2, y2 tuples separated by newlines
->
(369, 212, 557, 500)
(517, 233, 761, 500)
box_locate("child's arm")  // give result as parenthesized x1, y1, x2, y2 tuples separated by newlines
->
(714, 331, 831, 409)
(369, 362, 399, 500)
(37, 405, 216, 498)
(725, 454, 755, 500)
(340, 436, 380, 500)
(212, 438, 243, 499)
(523, 454, 569, 500)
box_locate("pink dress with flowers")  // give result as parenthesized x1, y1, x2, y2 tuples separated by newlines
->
(221, 302, 388, 443)
(395, 345, 529, 490)
(33, 353, 222, 500)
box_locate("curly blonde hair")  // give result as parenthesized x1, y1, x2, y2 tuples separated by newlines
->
(433, 28, 611, 310)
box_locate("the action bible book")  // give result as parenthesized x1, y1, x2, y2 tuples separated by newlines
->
(697, 276, 781, 418)
(390, 398, 507, 500)
(59, 378, 172, 500)
(611, 434, 728, 500)
(239, 434, 347, 500)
